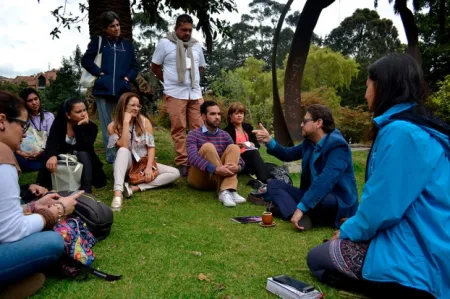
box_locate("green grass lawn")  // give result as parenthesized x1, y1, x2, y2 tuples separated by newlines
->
(20, 129, 368, 299)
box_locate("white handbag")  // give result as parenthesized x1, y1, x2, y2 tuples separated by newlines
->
(80, 36, 102, 88)
(20, 126, 47, 155)
(51, 154, 84, 191)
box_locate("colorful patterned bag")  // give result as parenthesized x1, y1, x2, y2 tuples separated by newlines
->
(54, 217, 96, 266)
(53, 217, 121, 281)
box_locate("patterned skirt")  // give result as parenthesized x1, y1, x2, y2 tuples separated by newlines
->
(329, 239, 370, 280)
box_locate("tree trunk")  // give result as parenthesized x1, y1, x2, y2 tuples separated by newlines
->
(272, 0, 295, 146)
(395, 0, 421, 65)
(283, 0, 335, 142)
(88, 0, 132, 39)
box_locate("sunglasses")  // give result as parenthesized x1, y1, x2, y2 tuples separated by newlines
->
(301, 118, 314, 125)
(7, 117, 30, 133)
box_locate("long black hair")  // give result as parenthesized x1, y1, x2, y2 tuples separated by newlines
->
(368, 53, 427, 118)
(52, 98, 87, 131)
(19, 88, 45, 123)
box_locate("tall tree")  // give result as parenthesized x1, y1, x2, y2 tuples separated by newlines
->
(375, 0, 421, 64)
(325, 9, 402, 64)
(44, 57, 81, 111)
(324, 8, 402, 107)
(415, 0, 450, 88)
(281, 0, 336, 143)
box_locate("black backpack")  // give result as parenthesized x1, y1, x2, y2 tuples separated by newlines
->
(58, 191, 114, 242)
(265, 162, 293, 186)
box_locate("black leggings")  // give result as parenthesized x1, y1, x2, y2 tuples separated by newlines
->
(307, 241, 435, 298)
(241, 150, 270, 182)
(36, 151, 93, 193)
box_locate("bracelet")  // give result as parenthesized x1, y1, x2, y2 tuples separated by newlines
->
(24, 201, 37, 214)
(50, 203, 64, 221)
(35, 209, 58, 230)
(50, 201, 66, 216)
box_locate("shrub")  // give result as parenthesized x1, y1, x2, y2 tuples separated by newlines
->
(428, 75, 450, 124)
(337, 106, 372, 144)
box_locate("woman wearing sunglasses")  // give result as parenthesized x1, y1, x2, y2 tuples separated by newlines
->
(0, 91, 82, 298)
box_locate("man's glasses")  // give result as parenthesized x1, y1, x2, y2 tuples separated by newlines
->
(301, 118, 314, 125)
(7, 117, 30, 133)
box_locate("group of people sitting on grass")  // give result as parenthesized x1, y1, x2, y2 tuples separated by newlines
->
(0, 9, 449, 299)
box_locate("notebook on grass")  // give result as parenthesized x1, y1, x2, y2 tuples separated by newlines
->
(230, 216, 262, 224)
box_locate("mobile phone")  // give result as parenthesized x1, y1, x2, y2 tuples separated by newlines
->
(272, 275, 315, 293)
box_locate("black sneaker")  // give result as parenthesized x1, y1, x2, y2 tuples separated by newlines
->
(178, 165, 188, 177)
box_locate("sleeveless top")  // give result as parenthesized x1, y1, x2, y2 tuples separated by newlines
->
(107, 118, 155, 158)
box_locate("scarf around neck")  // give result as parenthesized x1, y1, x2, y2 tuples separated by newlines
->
(165, 32, 198, 88)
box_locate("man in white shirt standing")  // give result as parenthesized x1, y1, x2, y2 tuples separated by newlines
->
(151, 14, 206, 177)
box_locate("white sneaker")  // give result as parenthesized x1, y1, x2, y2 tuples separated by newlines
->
(111, 196, 122, 211)
(218, 190, 236, 207)
(123, 183, 133, 198)
(230, 191, 246, 204)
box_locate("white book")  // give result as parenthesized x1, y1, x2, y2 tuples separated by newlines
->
(266, 277, 323, 299)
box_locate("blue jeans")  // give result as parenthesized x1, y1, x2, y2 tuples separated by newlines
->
(0, 231, 64, 286)
(15, 154, 43, 172)
(96, 97, 118, 163)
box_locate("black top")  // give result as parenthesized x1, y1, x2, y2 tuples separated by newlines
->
(45, 120, 106, 188)
(223, 122, 260, 149)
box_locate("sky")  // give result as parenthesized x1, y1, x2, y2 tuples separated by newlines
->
(0, 0, 413, 78)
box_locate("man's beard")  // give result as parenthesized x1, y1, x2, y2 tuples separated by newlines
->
(302, 130, 311, 140)
(206, 119, 219, 128)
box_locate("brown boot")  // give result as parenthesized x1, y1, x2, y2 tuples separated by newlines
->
(0, 273, 45, 299)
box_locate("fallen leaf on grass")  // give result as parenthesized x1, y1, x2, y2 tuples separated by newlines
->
(192, 251, 202, 256)
(198, 273, 210, 282)
(214, 283, 226, 290)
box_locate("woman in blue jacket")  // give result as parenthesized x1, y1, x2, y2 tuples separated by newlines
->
(307, 53, 450, 298)
(81, 11, 139, 163)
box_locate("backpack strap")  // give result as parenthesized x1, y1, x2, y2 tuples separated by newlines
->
(82, 263, 122, 281)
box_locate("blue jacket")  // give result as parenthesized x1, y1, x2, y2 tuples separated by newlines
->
(81, 35, 139, 98)
(340, 103, 450, 298)
(267, 129, 359, 227)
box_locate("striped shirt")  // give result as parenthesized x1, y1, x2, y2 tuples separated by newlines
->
(187, 126, 245, 174)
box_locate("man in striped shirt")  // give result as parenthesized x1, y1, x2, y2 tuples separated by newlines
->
(187, 101, 246, 207)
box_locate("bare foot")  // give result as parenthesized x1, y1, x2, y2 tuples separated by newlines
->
(114, 190, 123, 198)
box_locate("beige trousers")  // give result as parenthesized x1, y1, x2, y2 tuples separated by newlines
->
(113, 147, 180, 192)
(164, 95, 204, 166)
(187, 143, 240, 192)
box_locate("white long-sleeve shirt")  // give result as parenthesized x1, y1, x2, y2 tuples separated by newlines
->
(0, 164, 44, 243)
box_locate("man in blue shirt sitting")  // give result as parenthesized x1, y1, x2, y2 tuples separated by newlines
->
(253, 104, 358, 230)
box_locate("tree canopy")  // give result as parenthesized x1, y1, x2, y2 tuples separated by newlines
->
(43, 0, 237, 53)
(325, 8, 402, 64)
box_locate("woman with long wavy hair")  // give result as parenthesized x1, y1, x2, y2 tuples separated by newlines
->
(108, 92, 180, 211)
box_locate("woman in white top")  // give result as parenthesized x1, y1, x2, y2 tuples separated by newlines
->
(15, 88, 55, 171)
(108, 92, 180, 210)
(0, 91, 82, 297)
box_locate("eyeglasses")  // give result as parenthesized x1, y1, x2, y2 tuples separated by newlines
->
(7, 117, 30, 133)
(127, 104, 142, 110)
(301, 118, 314, 125)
